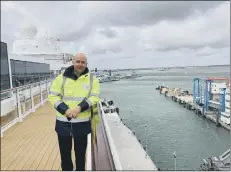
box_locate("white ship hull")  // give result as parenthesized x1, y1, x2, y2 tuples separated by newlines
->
(220, 112, 230, 125)
(220, 88, 230, 125)
(101, 100, 158, 170)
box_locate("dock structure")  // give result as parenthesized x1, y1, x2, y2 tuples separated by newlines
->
(157, 77, 230, 131)
(160, 87, 169, 94)
(165, 88, 181, 97)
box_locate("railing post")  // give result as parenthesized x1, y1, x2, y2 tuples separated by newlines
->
(40, 82, 44, 105)
(16, 89, 23, 122)
(1, 129, 3, 137)
(30, 85, 35, 112)
(46, 80, 49, 99)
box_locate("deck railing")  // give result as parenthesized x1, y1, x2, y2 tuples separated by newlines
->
(1, 79, 54, 136)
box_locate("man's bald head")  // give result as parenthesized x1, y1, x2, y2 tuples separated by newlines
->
(72, 52, 88, 75)
(73, 53, 87, 63)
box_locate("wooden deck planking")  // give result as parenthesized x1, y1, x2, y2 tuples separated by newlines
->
(6, 128, 45, 170)
(52, 149, 61, 170)
(21, 129, 53, 170)
(34, 133, 57, 170)
(1, 114, 39, 150)
(1, 126, 38, 157)
(1, 102, 76, 171)
(43, 139, 59, 170)
(1, 127, 44, 169)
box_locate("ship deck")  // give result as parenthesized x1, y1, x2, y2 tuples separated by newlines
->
(1, 102, 76, 171)
(1, 80, 158, 171)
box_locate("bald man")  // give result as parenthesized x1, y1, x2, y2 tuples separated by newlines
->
(48, 53, 100, 171)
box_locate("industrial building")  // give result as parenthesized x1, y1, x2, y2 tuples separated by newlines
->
(10, 59, 51, 87)
(1, 41, 52, 92)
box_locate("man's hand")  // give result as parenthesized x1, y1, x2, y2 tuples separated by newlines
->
(65, 109, 73, 118)
(71, 106, 81, 118)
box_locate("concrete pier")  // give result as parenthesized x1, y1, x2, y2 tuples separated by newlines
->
(158, 87, 230, 131)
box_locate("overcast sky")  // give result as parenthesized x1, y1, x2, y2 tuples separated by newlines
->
(1, 1, 230, 69)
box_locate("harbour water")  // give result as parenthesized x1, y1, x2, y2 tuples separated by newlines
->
(100, 66, 230, 170)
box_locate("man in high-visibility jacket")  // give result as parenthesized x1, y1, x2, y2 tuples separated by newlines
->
(48, 53, 100, 171)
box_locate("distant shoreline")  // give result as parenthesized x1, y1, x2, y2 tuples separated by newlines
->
(97, 64, 230, 71)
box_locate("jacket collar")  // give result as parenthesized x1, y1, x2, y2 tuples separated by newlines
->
(63, 65, 89, 80)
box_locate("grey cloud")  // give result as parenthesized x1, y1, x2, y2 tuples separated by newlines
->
(91, 46, 122, 55)
(8, 1, 223, 41)
(156, 42, 230, 52)
(99, 28, 118, 38)
(119, 56, 135, 60)
(1, 9, 24, 36)
(156, 45, 203, 52)
(8, 1, 86, 40)
(198, 52, 217, 57)
(92, 48, 107, 55)
(208, 41, 230, 49)
(98, 1, 223, 27)
(97, 56, 135, 61)
(196, 47, 223, 57)
(1, 34, 14, 51)
(58, 27, 93, 42)
(1, 1, 229, 68)
(54, 26, 118, 43)
(109, 46, 122, 53)
(112, 56, 135, 60)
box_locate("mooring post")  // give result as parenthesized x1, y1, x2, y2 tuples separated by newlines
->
(216, 110, 220, 127)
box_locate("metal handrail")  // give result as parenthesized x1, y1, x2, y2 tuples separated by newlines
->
(1, 77, 54, 136)
(91, 102, 123, 170)
(0, 78, 53, 94)
(91, 103, 115, 170)
(98, 101, 123, 170)
(98, 102, 116, 170)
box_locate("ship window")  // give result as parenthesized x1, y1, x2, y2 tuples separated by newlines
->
(1, 42, 11, 91)
(224, 163, 230, 166)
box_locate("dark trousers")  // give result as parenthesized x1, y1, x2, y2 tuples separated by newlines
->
(57, 134, 88, 171)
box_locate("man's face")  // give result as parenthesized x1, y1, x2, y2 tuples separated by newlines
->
(72, 55, 87, 74)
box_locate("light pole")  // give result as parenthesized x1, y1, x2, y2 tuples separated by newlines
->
(173, 151, 176, 171)
(145, 125, 148, 158)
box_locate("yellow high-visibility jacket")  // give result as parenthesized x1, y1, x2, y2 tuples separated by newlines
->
(48, 65, 100, 136)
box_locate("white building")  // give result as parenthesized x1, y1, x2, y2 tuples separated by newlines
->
(11, 24, 73, 74)
(220, 88, 230, 125)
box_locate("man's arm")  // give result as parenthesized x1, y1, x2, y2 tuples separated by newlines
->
(48, 74, 69, 115)
(78, 76, 100, 112)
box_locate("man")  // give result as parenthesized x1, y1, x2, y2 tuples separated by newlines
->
(48, 53, 100, 171)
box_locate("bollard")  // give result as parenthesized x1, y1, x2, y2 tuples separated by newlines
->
(216, 110, 221, 127)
